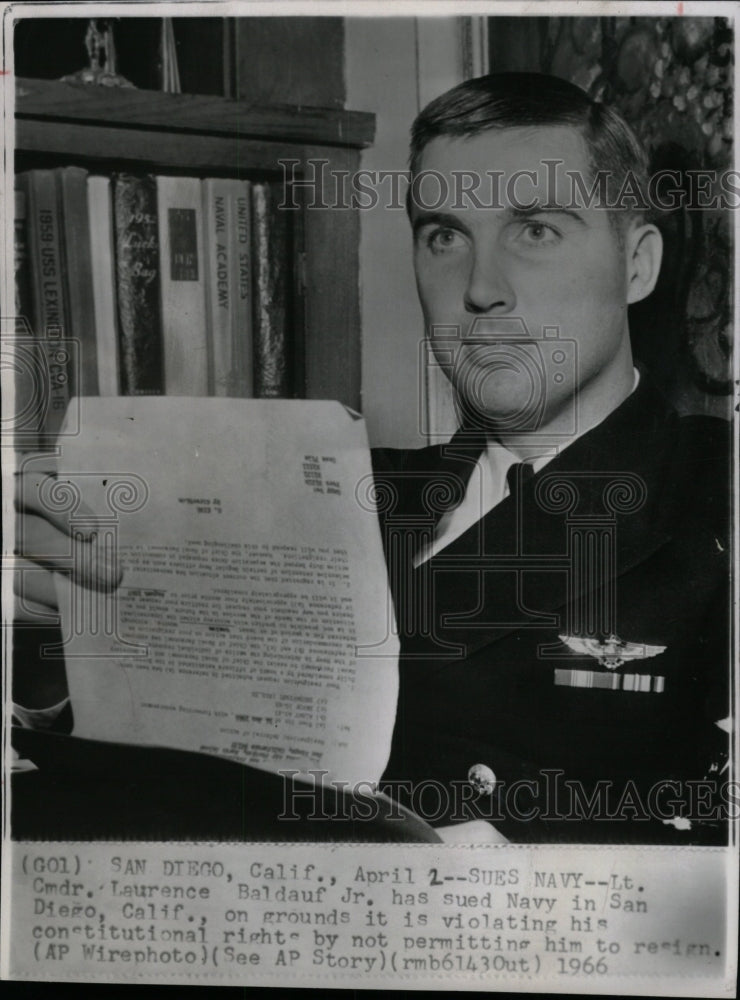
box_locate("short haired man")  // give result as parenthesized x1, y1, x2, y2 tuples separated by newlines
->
(13, 73, 731, 843)
(372, 72, 730, 842)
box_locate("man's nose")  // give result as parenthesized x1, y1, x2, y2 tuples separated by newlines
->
(463, 248, 516, 314)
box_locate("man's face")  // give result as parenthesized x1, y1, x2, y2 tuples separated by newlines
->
(412, 126, 634, 436)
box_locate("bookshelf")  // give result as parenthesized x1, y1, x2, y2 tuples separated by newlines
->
(15, 77, 376, 409)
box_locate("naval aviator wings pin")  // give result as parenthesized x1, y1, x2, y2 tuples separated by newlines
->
(554, 633, 667, 693)
(559, 633, 666, 669)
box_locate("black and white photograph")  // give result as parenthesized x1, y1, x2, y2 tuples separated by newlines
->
(2, 2, 738, 994)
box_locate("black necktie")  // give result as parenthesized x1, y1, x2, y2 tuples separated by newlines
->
(506, 461, 535, 504)
(434, 425, 488, 520)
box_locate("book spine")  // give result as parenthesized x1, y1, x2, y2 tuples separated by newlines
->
(202, 178, 233, 396)
(112, 174, 164, 396)
(87, 176, 120, 396)
(251, 182, 289, 398)
(12, 185, 41, 450)
(233, 182, 254, 397)
(156, 176, 209, 396)
(57, 166, 99, 396)
(17, 169, 71, 446)
(14, 188, 32, 319)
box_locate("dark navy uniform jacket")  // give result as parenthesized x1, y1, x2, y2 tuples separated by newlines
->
(372, 372, 731, 843)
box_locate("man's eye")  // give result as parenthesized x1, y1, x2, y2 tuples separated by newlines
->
(518, 221, 561, 246)
(424, 228, 466, 253)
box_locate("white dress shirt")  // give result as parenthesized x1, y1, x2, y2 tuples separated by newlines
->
(414, 368, 641, 567)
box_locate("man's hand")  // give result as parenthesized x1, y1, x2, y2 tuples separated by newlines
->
(13, 458, 123, 622)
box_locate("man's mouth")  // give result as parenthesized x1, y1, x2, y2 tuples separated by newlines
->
(462, 316, 534, 344)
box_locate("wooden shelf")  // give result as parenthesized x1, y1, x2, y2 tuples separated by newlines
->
(16, 77, 375, 149)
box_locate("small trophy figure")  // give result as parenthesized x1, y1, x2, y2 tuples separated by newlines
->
(61, 19, 135, 89)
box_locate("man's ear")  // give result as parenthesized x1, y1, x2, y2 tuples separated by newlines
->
(625, 221, 663, 305)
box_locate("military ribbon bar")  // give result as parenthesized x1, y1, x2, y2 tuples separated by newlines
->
(554, 668, 665, 693)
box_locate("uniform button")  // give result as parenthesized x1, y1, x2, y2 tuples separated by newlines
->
(468, 763, 496, 796)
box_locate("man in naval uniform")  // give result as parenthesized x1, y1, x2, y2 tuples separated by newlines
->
(371, 73, 731, 842)
(12, 74, 731, 843)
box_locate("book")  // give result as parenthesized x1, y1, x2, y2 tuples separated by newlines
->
(14, 188, 31, 320)
(251, 181, 290, 397)
(87, 176, 120, 396)
(54, 397, 399, 788)
(12, 188, 39, 450)
(11, 188, 46, 451)
(233, 181, 254, 397)
(156, 176, 209, 395)
(202, 178, 253, 397)
(57, 166, 99, 397)
(202, 178, 230, 394)
(16, 169, 70, 446)
(112, 174, 164, 396)
(10, 189, 41, 451)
